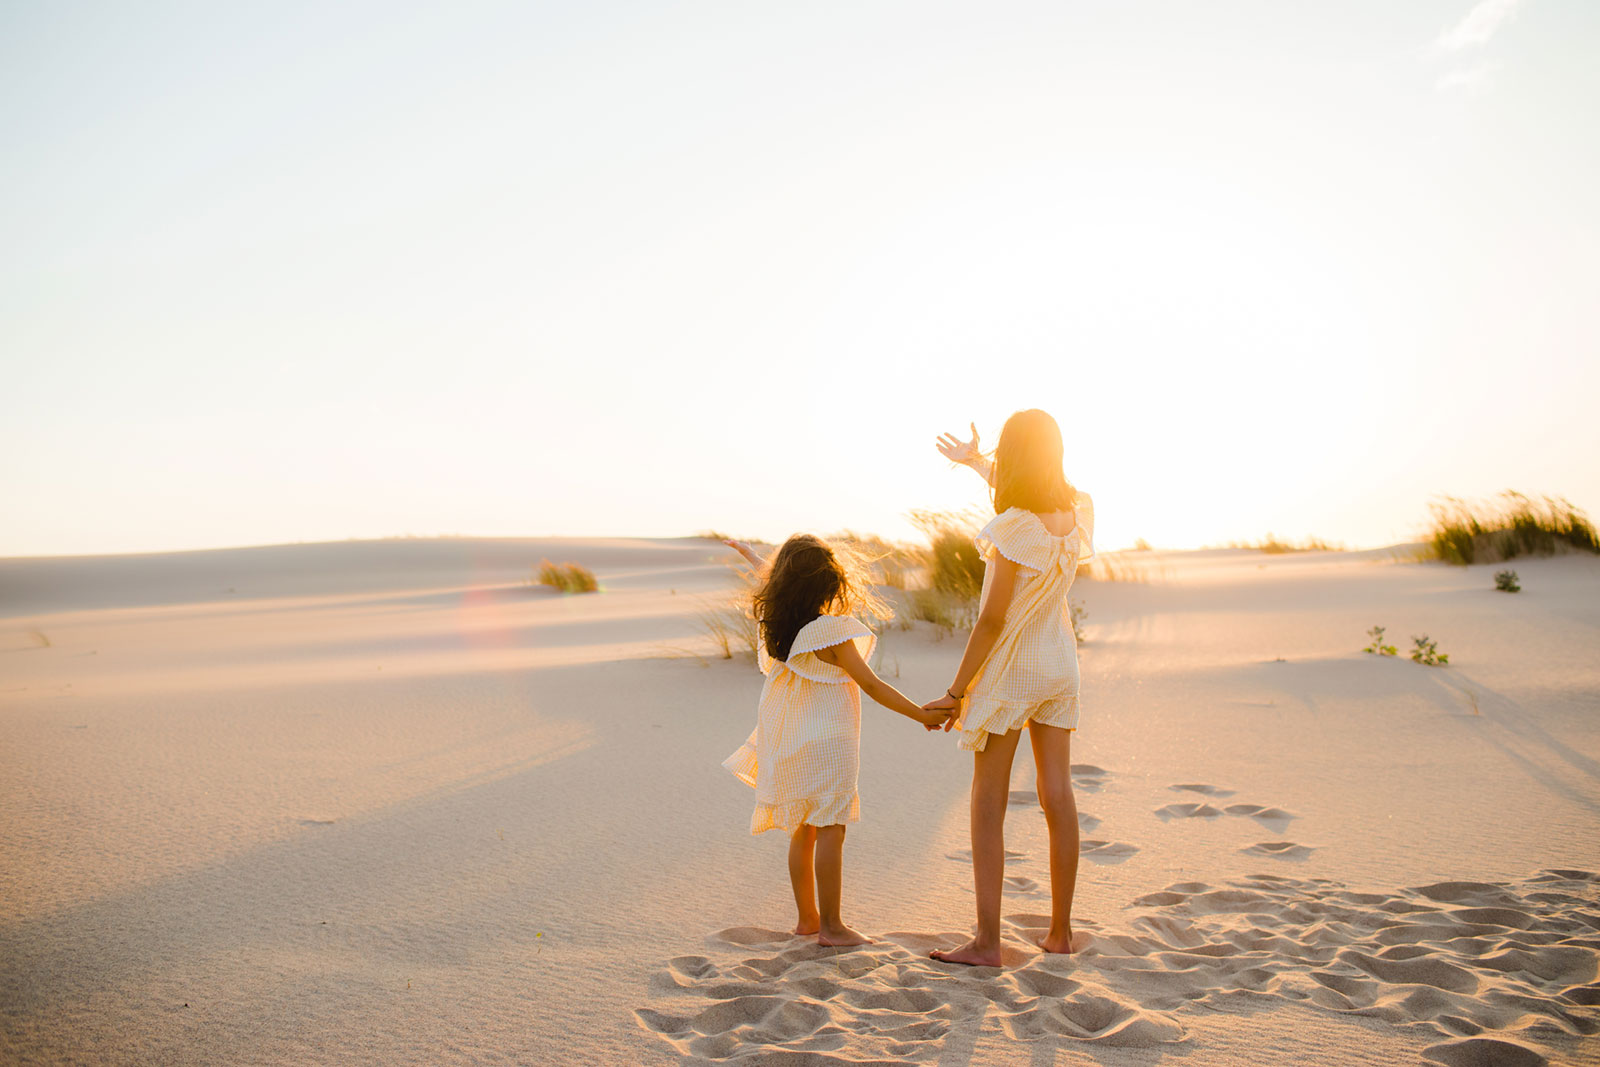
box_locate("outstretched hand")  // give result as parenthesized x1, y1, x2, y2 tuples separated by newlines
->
(723, 539, 763, 568)
(921, 694, 961, 732)
(935, 423, 981, 466)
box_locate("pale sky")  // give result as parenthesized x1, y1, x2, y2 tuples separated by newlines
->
(4, 1, 1597, 557)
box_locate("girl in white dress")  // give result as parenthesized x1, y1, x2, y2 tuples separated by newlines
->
(924, 411, 1095, 966)
(723, 535, 952, 946)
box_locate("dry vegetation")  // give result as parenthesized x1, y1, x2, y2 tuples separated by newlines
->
(1227, 534, 1342, 554)
(535, 560, 599, 593)
(696, 598, 760, 660)
(1427, 492, 1599, 565)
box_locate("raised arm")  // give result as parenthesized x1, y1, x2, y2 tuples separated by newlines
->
(723, 539, 767, 570)
(817, 640, 955, 730)
(935, 422, 995, 487)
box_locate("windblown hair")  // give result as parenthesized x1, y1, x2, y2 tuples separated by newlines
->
(752, 535, 888, 661)
(992, 409, 1079, 516)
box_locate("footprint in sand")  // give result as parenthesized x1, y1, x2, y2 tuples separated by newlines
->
(1071, 764, 1109, 793)
(1241, 841, 1315, 860)
(1157, 793, 1296, 831)
(1003, 875, 1044, 895)
(1169, 783, 1237, 798)
(640, 871, 1597, 1064)
(1223, 803, 1296, 831)
(1422, 1037, 1551, 1067)
(1079, 840, 1140, 864)
(641, 921, 1188, 1063)
(1155, 802, 1223, 821)
(1093, 868, 1600, 1067)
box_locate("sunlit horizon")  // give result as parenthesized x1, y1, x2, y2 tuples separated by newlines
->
(4, 2, 1596, 560)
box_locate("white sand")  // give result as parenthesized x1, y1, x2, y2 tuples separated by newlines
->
(2, 540, 1596, 1066)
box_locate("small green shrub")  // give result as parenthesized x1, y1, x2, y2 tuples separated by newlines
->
(1363, 625, 1397, 657)
(1427, 492, 1599, 565)
(1410, 635, 1449, 666)
(1494, 570, 1521, 593)
(536, 560, 599, 593)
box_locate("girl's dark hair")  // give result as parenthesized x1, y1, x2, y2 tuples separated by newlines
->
(992, 409, 1079, 515)
(752, 535, 856, 661)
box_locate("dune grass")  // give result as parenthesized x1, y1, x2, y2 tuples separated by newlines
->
(1228, 534, 1342, 554)
(696, 600, 760, 659)
(1427, 492, 1599, 565)
(536, 560, 599, 593)
(898, 510, 986, 633)
(830, 530, 922, 590)
(1081, 555, 1149, 583)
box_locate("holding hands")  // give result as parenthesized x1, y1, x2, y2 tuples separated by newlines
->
(920, 692, 961, 733)
(914, 702, 958, 732)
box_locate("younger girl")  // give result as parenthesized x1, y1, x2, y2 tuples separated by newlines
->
(925, 410, 1095, 966)
(723, 534, 951, 946)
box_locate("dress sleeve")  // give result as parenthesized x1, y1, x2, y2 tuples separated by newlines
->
(974, 509, 1053, 571)
(786, 616, 877, 683)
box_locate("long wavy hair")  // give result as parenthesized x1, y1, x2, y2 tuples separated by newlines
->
(752, 535, 887, 661)
(992, 409, 1079, 516)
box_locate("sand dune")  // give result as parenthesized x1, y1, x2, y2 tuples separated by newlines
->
(2, 540, 1597, 1065)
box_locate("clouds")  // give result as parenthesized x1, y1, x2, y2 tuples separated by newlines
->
(1435, 0, 1525, 52)
(1432, 0, 1526, 94)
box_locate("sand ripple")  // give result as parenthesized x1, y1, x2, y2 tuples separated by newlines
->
(638, 871, 1599, 1063)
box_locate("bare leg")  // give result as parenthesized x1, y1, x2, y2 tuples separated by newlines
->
(931, 728, 1024, 966)
(1030, 720, 1089, 953)
(814, 824, 870, 946)
(789, 824, 820, 935)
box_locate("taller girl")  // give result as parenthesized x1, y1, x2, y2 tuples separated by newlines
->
(925, 410, 1095, 966)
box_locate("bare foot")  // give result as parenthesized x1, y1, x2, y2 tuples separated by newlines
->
(929, 938, 1002, 967)
(817, 923, 872, 947)
(793, 916, 821, 936)
(1037, 929, 1092, 954)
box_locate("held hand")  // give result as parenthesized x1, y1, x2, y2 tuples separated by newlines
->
(920, 693, 961, 732)
(935, 422, 981, 466)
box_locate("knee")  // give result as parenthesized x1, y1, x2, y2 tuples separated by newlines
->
(971, 783, 1010, 818)
(1038, 782, 1077, 823)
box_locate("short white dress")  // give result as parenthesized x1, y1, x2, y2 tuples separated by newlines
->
(956, 497, 1095, 751)
(723, 615, 875, 834)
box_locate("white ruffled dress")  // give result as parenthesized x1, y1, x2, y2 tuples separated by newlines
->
(723, 615, 876, 834)
(956, 498, 1095, 751)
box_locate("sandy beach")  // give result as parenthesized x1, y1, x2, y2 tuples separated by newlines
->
(2, 538, 1597, 1066)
